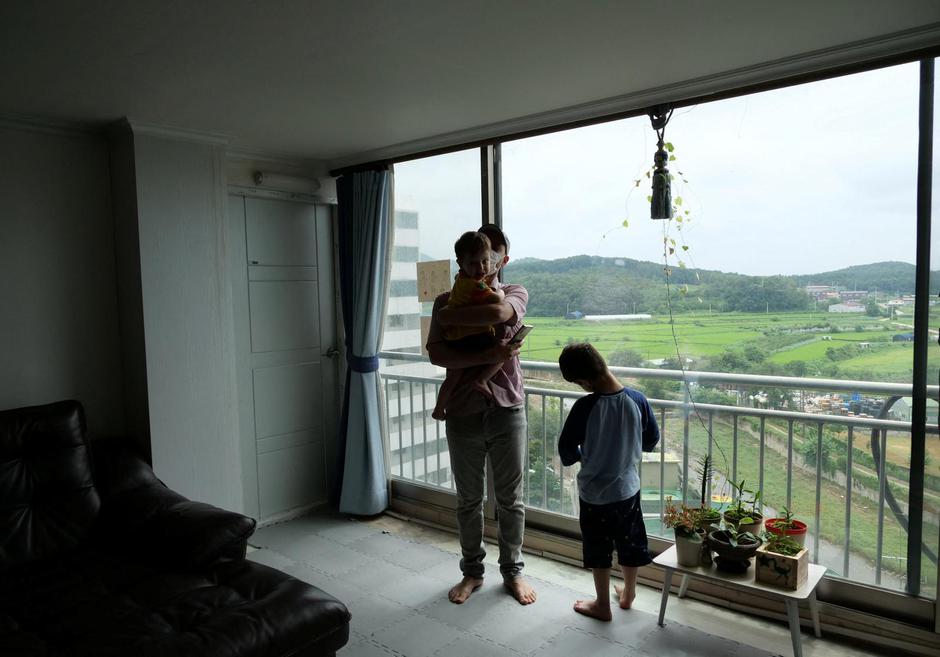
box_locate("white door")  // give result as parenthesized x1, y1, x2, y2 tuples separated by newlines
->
(228, 194, 339, 522)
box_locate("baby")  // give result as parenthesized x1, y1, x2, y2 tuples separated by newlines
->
(432, 231, 507, 420)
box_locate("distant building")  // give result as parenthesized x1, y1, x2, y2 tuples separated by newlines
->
(890, 397, 938, 423)
(828, 302, 865, 313)
(805, 285, 834, 301)
(892, 333, 914, 342)
(381, 209, 451, 487)
(564, 310, 584, 320)
(582, 313, 652, 321)
(840, 290, 869, 302)
(383, 210, 422, 353)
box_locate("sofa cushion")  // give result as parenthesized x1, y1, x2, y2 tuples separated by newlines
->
(1, 550, 351, 657)
(91, 437, 257, 570)
(0, 401, 100, 572)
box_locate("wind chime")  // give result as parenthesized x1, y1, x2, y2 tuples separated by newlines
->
(649, 105, 674, 220)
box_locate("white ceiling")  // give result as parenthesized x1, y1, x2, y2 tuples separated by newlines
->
(2, 1, 940, 168)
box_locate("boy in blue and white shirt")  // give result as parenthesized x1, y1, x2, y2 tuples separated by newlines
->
(558, 343, 660, 621)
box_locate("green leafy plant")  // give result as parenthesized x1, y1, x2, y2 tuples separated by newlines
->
(717, 523, 760, 549)
(774, 506, 797, 531)
(761, 530, 803, 556)
(724, 479, 762, 524)
(663, 497, 702, 539)
(695, 455, 721, 525)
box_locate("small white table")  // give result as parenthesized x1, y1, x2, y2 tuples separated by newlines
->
(654, 545, 826, 657)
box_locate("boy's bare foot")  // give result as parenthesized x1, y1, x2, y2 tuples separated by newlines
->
(472, 379, 495, 399)
(504, 577, 537, 605)
(448, 576, 483, 604)
(431, 407, 446, 421)
(573, 599, 612, 621)
(613, 583, 636, 609)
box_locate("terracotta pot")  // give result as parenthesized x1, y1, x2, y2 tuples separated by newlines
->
(765, 518, 808, 547)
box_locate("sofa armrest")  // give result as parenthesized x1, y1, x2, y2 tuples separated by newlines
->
(91, 437, 256, 569)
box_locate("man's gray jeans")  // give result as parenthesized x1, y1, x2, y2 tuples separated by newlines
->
(445, 404, 527, 580)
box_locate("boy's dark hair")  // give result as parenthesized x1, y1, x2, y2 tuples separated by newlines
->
(559, 343, 608, 383)
(454, 231, 492, 260)
(478, 223, 510, 254)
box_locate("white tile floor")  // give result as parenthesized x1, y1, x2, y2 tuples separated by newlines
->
(248, 512, 887, 657)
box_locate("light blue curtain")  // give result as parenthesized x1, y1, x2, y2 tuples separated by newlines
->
(335, 169, 392, 515)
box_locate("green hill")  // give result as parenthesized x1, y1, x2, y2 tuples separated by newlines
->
(789, 261, 936, 295)
(505, 257, 935, 317)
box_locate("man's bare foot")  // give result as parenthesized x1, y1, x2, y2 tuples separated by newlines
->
(573, 599, 612, 621)
(432, 407, 446, 421)
(613, 583, 636, 609)
(472, 379, 495, 399)
(504, 577, 537, 605)
(448, 576, 483, 604)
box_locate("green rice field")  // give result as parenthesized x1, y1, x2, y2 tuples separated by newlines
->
(517, 309, 935, 382)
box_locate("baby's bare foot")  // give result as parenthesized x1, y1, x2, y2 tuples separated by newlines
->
(573, 599, 612, 621)
(613, 583, 636, 609)
(448, 576, 483, 604)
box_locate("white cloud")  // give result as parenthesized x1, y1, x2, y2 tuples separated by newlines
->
(397, 60, 933, 277)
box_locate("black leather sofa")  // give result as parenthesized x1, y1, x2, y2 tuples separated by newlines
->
(0, 400, 351, 657)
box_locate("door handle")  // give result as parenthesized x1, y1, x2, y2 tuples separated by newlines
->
(323, 346, 340, 359)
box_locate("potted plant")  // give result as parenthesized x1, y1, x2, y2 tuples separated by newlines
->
(663, 497, 704, 567)
(707, 524, 762, 574)
(755, 530, 809, 590)
(764, 506, 808, 547)
(722, 479, 764, 535)
(694, 455, 722, 531)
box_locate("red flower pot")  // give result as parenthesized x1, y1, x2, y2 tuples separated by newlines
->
(765, 518, 808, 547)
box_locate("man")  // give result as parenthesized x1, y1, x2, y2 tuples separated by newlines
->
(426, 224, 536, 605)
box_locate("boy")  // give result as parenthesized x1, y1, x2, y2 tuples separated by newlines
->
(432, 231, 508, 420)
(557, 343, 660, 620)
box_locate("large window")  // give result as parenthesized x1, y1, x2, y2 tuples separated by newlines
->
(500, 62, 936, 599)
(380, 59, 939, 608)
(382, 148, 481, 484)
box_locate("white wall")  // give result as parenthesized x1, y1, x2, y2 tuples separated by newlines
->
(128, 131, 243, 512)
(0, 125, 125, 437)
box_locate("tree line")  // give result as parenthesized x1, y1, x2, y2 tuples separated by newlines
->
(505, 256, 937, 317)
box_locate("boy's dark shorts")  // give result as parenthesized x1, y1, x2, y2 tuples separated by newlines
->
(579, 492, 652, 569)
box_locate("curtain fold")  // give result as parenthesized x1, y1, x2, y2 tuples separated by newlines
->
(335, 169, 392, 516)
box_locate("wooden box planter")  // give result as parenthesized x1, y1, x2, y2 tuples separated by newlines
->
(755, 544, 808, 590)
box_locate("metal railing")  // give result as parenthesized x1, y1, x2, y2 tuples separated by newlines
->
(378, 350, 939, 598)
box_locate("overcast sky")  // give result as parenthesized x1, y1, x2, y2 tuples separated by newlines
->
(396, 61, 937, 277)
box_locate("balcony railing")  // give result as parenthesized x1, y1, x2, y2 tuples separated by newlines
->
(378, 350, 939, 600)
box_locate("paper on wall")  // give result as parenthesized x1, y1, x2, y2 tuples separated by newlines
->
(417, 260, 452, 302)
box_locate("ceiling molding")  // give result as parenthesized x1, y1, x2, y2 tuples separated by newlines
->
(125, 118, 230, 146)
(328, 21, 940, 170)
(0, 111, 102, 138)
(225, 147, 328, 174)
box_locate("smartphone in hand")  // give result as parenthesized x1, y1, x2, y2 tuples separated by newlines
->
(510, 324, 534, 345)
